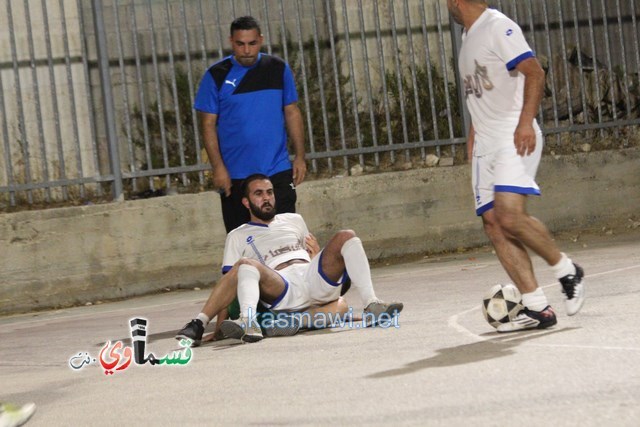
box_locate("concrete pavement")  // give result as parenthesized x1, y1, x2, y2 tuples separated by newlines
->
(1, 228, 639, 426)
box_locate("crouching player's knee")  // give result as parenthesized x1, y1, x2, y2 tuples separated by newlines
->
(235, 257, 261, 268)
(334, 229, 357, 245)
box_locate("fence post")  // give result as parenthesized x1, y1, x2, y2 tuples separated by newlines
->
(449, 17, 471, 152)
(92, 0, 123, 201)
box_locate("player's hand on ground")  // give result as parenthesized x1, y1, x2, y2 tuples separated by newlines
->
(201, 309, 229, 342)
(292, 156, 307, 186)
(305, 233, 320, 259)
(201, 329, 226, 343)
(213, 167, 232, 196)
(514, 122, 536, 156)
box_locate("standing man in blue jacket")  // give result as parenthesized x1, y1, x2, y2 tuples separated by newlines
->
(195, 15, 307, 233)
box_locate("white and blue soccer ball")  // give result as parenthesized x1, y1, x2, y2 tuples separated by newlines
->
(482, 283, 523, 328)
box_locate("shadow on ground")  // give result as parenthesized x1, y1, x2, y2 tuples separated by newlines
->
(367, 327, 579, 378)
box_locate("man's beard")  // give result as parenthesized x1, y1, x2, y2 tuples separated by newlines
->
(237, 55, 257, 66)
(448, 5, 463, 25)
(249, 200, 276, 221)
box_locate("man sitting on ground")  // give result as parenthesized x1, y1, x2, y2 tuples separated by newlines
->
(176, 174, 403, 344)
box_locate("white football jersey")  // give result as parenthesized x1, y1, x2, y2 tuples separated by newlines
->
(458, 8, 541, 155)
(221, 213, 311, 273)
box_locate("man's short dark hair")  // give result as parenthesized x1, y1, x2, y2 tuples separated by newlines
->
(242, 173, 270, 197)
(230, 16, 261, 36)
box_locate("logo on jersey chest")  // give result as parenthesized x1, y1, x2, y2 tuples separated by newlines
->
(245, 234, 304, 263)
(463, 60, 494, 98)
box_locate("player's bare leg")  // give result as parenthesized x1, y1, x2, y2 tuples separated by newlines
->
(263, 297, 350, 335)
(482, 205, 557, 331)
(200, 267, 239, 319)
(175, 265, 239, 346)
(493, 192, 561, 265)
(177, 257, 286, 345)
(493, 192, 585, 314)
(307, 297, 349, 317)
(219, 258, 288, 342)
(481, 207, 538, 294)
(484, 193, 584, 332)
(483, 194, 558, 331)
(298, 297, 349, 329)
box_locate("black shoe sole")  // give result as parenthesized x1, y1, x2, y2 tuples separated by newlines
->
(241, 334, 264, 343)
(385, 303, 404, 315)
(537, 317, 558, 329)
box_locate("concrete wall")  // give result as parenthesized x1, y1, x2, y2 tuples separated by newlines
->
(1, 148, 639, 315)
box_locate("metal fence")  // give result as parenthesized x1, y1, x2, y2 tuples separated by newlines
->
(1, 0, 639, 208)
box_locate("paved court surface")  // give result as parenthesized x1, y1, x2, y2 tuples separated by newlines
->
(1, 228, 639, 426)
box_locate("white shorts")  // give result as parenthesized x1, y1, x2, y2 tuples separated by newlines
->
(472, 133, 543, 216)
(263, 250, 346, 312)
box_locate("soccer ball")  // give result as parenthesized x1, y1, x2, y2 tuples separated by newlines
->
(482, 283, 523, 328)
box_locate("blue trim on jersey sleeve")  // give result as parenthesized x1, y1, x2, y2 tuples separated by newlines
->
(476, 201, 494, 216)
(317, 251, 342, 287)
(222, 265, 232, 274)
(506, 51, 535, 71)
(495, 185, 541, 195)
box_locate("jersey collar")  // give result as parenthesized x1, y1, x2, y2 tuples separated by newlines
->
(247, 221, 269, 227)
(230, 52, 263, 69)
(464, 7, 491, 37)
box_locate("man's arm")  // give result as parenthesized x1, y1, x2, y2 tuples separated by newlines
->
(514, 57, 545, 157)
(301, 297, 350, 328)
(284, 103, 307, 186)
(467, 122, 475, 163)
(305, 233, 320, 259)
(199, 111, 232, 196)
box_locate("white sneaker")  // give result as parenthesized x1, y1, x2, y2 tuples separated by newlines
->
(0, 402, 36, 427)
(363, 300, 404, 326)
(220, 316, 263, 343)
(496, 306, 557, 333)
(560, 263, 585, 316)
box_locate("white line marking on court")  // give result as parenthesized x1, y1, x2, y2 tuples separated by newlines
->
(580, 264, 640, 278)
(448, 264, 640, 350)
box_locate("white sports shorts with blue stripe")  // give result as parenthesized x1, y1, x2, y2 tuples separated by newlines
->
(262, 249, 346, 312)
(472, 131, 543, 216)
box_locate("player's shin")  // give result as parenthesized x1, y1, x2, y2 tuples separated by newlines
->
(237, 264, 260, 323)
(340, 237, 377, 306)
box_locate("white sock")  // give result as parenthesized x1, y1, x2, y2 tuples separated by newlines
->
(551, 253, 575, 279)
(340, 237, 377, 307)
(196, 313, 210, 325)
(522, 287, 549, 312)
(237, 264, 261, 319)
